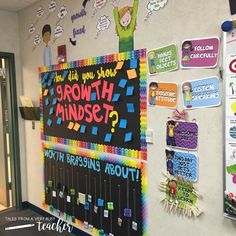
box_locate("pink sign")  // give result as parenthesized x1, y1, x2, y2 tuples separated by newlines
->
(181, 37, 219, 68)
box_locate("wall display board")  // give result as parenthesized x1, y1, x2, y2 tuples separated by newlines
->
(181, 37, 219, 68)
(148, 82, 178, 108)
(166, 120, 198, 150)
(223, 28, 236, 218)
(42, 142, 147, 236)
(39, 49, 147, 159)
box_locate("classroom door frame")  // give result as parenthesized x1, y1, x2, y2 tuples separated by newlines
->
(0, 52, 22, 210)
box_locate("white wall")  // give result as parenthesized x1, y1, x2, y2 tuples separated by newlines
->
(0, 9, 27, 202)
(18, 0, 236, 235)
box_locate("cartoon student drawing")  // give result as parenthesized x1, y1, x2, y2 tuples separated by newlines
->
(182, 40, 194, 65)
(182, 82, 192, 108)
(166, 120, 179, 146)
(112, 0, 139, 52)
(148, 51, 157, 74)
(166, 149, 175, 175)
(168, 180, 178, 203)
(42, 24, 52, 66)
(149, 82, 158, 105)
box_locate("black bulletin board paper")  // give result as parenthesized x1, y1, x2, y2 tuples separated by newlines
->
(43, 145, 146, 236)
(39, 49, 147, 159)
(229, 0, 236, 15)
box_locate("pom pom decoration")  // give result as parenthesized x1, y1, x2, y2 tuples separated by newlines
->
(221, 20, 236, 32)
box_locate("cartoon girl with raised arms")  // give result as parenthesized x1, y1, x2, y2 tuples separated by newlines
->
(112, 0, 139, 52)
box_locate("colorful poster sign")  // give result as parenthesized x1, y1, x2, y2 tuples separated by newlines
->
(182, 76, 221, 109)
(159, 176, 202, 217)
(226, 142, 236, 162)
(42, 143, 147, 236)
(181, 37, 219, 68)
(148, 82, 178, 108)
(165, 149, 198, 182)
(226, 118, 236, 140)
(224, 34, 236, 217)
(39, 49, 147, 159)
(166, 120, 198, 150)
(147, 44, 178, 74)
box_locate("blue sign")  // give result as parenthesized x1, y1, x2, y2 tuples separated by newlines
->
(182, 76, 221, 109)
(166, 150, 198, 182)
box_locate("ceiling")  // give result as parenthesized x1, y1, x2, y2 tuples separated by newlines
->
(0, 0, 39, 12)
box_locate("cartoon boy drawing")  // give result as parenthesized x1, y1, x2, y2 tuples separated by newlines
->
(165, 149, 175, 175)
(182, 82, 192, 108)
(168, 180, 178, 203)
(166, 120, 179, 146)
(149, 82, 158, 105)
(112, 0, 139, 52)
(42, 24, 52, 66)
(148, 51, 156, 74)
(182, 40, 194, 65)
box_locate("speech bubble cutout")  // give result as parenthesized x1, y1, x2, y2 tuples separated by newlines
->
(58, 5, 68, 19)
(29, 23, 35, 34)
(145, 0, 168, 21)
(34, 34, 41, 46)
(36, 6, 44, 18)
(93, 0, 107, 15)
(96, 15, 110, 38)
(49, 0, 57, 13)
(54, 25, 64, 38)
(94, 0, 107, 9)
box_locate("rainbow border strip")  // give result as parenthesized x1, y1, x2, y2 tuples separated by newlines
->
(42, 142, 148, 236)
(39, 49, 147, 160)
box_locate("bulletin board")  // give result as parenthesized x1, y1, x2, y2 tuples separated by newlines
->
(39, 49, 147, 159)
(223, 26, 236, 219)
(42, 142, 147, 236)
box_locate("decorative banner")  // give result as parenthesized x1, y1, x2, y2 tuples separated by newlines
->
(166, 120, 198, 150)
(147, 44, 178, 75)
(42, 143, 147, 236)
(159, 175, 202, 217)
(181, 37, 219, 68)
(165, 149, 198, 182)
(182, 76, 221, 109)
(148, 82, 177, 108)
(144, 0, 168, 21)
(39, 49, 147, 159)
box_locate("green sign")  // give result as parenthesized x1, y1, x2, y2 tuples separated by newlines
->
(148, 44, 178, 74)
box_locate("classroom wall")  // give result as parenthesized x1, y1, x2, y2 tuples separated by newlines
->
(0, 9, 27, 202)
(18, 0, 236, 235)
